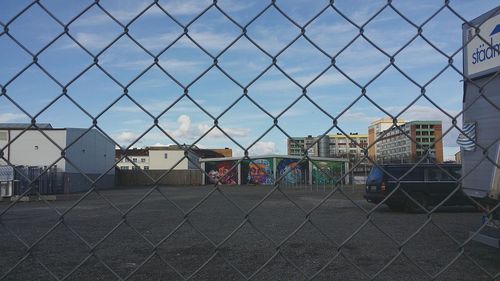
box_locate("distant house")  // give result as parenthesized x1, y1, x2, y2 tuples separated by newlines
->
(455, 151, 461, 164)
(115, 145, 232, 170)
(0, 123, 115, 193)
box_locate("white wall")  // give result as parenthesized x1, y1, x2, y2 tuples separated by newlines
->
(65, 128, 116, 174)
(117, 156, 150, 170)
(149, 150, 188, 170)
(0, 129, 67, 171)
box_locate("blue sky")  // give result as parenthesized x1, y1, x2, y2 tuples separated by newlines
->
(0, 0, 498, 160)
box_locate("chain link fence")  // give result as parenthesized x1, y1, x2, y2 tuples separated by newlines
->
(0, 0, 499, 280)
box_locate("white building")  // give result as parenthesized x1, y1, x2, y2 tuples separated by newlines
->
(116, 146, 232, 170)
(116, 146, 197, 170)
(115, 148, 150, 170)
(0, 123, 115, 193)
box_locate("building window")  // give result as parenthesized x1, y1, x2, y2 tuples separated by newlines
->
(141, 158, 146, 163)
(144, 166, 149, 170)
(121, 166, 129, 170)
(133, 158, 137, 163)
(164, 153, 168, 159)
(132, 166, 140, 170)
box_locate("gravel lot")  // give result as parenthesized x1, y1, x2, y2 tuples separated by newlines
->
(0, 185, 498, 281)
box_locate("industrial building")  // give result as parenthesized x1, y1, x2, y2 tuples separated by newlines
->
(287, 133, 368, 159)
(0, 123, 116, 194)
(375, 120, 444, 163)
(116, 145, 232, 170)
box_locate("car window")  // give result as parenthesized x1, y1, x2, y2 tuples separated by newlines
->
(447, 167, 461, 180)
(385, 166, 424, 181)
(427, 168, 443, 181)
(367, 166, 384, 184)
(426, 166, 460, 181)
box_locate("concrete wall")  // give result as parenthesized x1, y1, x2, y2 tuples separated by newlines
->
(149, 150, 189, 170)
(0, 129, 67, 171)
(65, 128, 116, 175)
(116, 169, 202, 186)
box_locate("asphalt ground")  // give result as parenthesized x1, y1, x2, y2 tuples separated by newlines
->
(0, 185, 498, 281)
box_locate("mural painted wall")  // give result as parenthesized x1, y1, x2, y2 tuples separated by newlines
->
(276, 158, 307, 184)
(312, 161, 343, 184)
(242, 159, 274, 185)
(205, 161, 238, 185)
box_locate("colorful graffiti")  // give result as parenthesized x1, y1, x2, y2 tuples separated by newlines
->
(276, 158, 307, 184)
(312, 161, 343, 184)
(205, 161, 238, 185)
(242, 159, 274, 185)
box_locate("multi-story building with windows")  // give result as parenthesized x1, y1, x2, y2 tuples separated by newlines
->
(376, 120, 443, 163)
(328, 133, 368, 159)
(287, 133, 368, 159)
(288, 135, 318, 156)
(115, 148, 150, 170)
(368, 118, 405, 161)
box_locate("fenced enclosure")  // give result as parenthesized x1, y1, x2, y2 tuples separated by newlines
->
(0, 1, 499, 280)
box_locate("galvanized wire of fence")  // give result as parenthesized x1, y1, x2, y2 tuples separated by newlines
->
(0, 0, 499, 280)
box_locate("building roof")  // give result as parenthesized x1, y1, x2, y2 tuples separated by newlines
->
(115, 148, 149, 158)
(328, 134, 368, 138)
(115, 146, 233, 159)
(405, 120, 442, 125)
(199, 155, 349, 162)
(369, 117, 405, 125)
(147, 145, 199, 151)
(0, 123, 53, 129)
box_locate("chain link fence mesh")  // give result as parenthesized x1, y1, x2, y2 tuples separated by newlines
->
(0, 0, 499, 280)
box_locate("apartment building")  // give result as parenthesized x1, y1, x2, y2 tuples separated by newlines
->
(287, 133, 368, 159)
(376, 120, 443, 163)
(368, 117, 405, 160)
(329, 133, 368, 159)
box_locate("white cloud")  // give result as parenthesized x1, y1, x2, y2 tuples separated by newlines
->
(116, 131, 140, 144)
(0, 113, 27, 123)
(252, 62, 386, 91)
(72, 2, 165, 27)
(197, 123, 250, 138)
(64, 32, 112, 50)
(71, 1, 251, 28)
(150, 142, 173, 147)
(249, 141, 277, 156)
(170, 114, 193, 138)
(340, 110, 378, 122)
(155, 114, 252, 140)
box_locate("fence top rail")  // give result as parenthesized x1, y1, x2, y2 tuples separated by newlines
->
(199, 155, 349, 163)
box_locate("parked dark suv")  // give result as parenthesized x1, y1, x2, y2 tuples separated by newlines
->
(364, 164, 470, 211)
